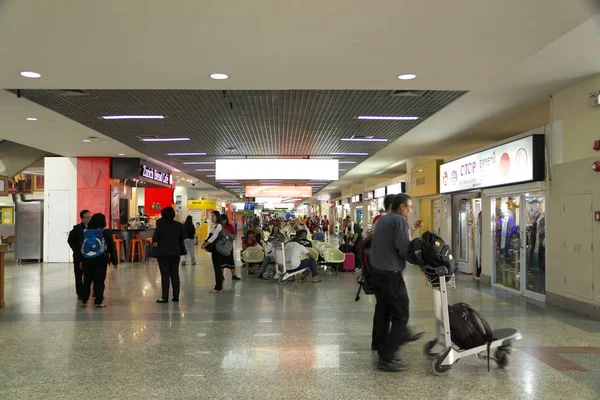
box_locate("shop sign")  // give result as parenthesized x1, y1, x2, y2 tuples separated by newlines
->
(187, 199, 217, 209)
(439, 135, 544, 194)
(386, 182, 406, 195)
(374, 187, 386, 198)
(351, 194, 362, 203)
(410, 159, 442, 197)
(364, 190, 374, 200)
(140, 164, 172, 185)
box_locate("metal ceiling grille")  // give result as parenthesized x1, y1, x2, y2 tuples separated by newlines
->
(12, 89, 466, 194)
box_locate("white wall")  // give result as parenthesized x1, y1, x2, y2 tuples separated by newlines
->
(43, 157, 78, 263)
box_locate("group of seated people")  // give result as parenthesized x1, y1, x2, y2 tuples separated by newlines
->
(241, 220, 327, 280)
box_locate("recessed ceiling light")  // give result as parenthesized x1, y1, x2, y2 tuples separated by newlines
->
(20, 71, 41, 78)
(206, 175, 215, 178)
(339, 169, 347, 172)
(82, 139, 91, 143)
(102, 115, 165, 120)
(226, 147, 237, 152)
(118, 153, 125, 156)
(397, 73, 417, 80)
(26, 117, 37, 121)
(167, 152, 207, 156)
(210, 73, 229, 80)
(330, 152, 369, 156)
(341, 137, 388, 142)
(183, 161, 215, 165)
(357, 116, 418, 121)
(142, 137, 190, 142)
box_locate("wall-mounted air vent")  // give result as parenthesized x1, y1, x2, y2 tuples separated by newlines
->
(391, 90, 428, 97)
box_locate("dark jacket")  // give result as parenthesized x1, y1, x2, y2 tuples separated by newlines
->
(67, 223, 86, 263)
(81, 229, 119, 266)
(370, 211, 410, 272)
(184, 223, 195, 240)
(153, 219, 187, 257)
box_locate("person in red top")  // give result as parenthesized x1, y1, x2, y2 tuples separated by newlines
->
(220, 214, 241, 281)
(321, 216, 330, 240)
(242, 230, 258, 250)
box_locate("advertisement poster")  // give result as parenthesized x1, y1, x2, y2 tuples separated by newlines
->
(8, 174, 33, 194)
(111, 186, 120, 220)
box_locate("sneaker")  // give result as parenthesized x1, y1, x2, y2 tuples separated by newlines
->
(232, 275, 241, 281)
(377, 358, 407, 372)
(257, 273, 264, 279)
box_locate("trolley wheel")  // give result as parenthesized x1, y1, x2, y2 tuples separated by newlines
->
(423, 340, 439, 359)
(430, 356, 451, 376)
(278, 274, 287, 285)
(495, 349, 509, 369)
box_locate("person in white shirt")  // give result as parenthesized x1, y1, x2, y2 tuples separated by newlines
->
(285, 238, 321, 283)
(201, 211, 225, 293)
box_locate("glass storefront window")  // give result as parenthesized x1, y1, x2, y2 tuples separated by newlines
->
(492, 196, 521, 290)
(525, 195, 546, 295)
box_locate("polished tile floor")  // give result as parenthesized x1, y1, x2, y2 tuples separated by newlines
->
(1, 247, 600, 400)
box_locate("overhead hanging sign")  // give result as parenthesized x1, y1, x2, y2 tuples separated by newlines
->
(374, 187, 386, 198)
(386, 182, 406, 195)
(245, 185, 313, 198)
(439, 135, 545, 194)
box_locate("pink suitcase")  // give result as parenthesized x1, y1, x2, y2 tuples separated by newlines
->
(343, 252, 355, 271)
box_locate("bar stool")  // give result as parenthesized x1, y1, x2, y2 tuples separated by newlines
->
(113, 234, 125, 262)
(129, 234, 145, 262)
(144, 238, 153, 261)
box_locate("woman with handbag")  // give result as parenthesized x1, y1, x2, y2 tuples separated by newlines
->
(202, 211, 225, 293)
(219, 214, 241, 281)
(153, 206, 187, 303)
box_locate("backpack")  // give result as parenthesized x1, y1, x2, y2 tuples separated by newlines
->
(216, 228, 235, 256)
(355, 235, 376, 301)
(82, 228, 106, 259)
(448, 302, 494, 370)
(408, 231, 455, 275)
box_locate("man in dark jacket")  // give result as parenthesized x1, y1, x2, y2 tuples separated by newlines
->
(67, 209, 91, 299)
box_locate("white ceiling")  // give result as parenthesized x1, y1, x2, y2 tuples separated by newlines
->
(0, 0, 599, 196)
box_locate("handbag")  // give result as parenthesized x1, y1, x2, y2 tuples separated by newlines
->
(148, 242, 159, 258)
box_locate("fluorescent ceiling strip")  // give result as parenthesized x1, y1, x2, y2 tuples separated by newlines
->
(341, 138, 388, 142)
(357, 116, 418, 121)
(142, 137, 190, 142)
(330, 152, 368, 156)
(215, 159, 338, 180)
(196, 169, 215, 172)
(338, 161, 357, 164)
(103, 115, 165, 120)
(168, 152, 206, 156)
(183, 161, 215, 165)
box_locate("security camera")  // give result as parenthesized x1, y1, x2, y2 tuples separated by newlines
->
(192, 183, 196, 187)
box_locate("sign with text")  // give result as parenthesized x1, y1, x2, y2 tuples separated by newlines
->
(140, 164, 172, 186)
(187, 199, 217, 209)
(374, 187, 386, 198)
(439, 135, 545, 194)
(245, 185, 312, 198)
(386, 182, 406, 195)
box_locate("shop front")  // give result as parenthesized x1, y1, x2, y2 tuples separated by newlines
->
(410, 160, 442, 235)
(440, 135, 546, 301)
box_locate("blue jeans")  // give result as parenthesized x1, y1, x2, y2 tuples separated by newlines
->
(288, 258, 318, 277)
(260, 253, 275, 274)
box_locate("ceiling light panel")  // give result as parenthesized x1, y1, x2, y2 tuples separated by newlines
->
(357, 116, 419, 120)
(142, 137, 190, 142)
(103, 115, 165, 120)
(216, 159, 339, 181)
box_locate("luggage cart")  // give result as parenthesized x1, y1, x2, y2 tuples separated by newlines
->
(423, 267, 522, 375)
(270, 243, 310, 284)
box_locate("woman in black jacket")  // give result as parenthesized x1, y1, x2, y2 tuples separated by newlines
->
(80, 213, 118, 308)
(153, 206, 187, 303)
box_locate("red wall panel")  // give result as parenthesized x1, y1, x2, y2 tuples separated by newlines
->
(145, 187, 174, 216)
(77, 158, 111, 219)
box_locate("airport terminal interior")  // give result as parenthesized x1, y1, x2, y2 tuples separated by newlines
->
(1, 1, 600, 399)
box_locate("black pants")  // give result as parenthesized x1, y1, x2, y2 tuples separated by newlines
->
(212, 251, 224, 291)
(81, 257, 108, 305)
(287, 258, 318, 277)
(73, 259, 84, 297)
(158, 255, 181, 300)
(372, 270, 410, 360)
